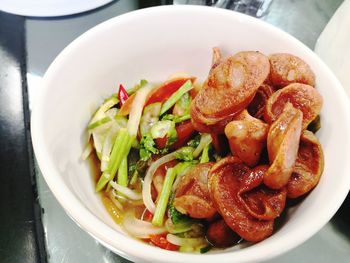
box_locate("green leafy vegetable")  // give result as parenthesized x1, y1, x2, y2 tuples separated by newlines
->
(200, 144, 211, 163)
(175, 147, 194, 162)
(169, 205, 192, 225)
(187, 135, 201, 148)
(139, 134, 158, 161)
(160, 80, 193, 115)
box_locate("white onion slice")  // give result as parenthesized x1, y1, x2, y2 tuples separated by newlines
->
(109, 181, 142, 200)
(109, 190, 124, 211)
(101, 123, 121, 171)
(193, 133, 212, 158)
(123, 212, 166, 238)
(142, 152, 177, 213)
(166, 234, 207, 247)
(127, 84, 153, 136)
(81, 142, 93, 160)
(172, 165, 191, 192)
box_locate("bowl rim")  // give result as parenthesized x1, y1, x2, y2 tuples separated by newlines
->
(31, 5, 350, 263)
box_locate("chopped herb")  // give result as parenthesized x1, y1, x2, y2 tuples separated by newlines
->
(139, 134, 158, 161)
(175, 147, 194, 161)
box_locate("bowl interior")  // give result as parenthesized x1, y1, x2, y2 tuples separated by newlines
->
(31, 6, 350, 263)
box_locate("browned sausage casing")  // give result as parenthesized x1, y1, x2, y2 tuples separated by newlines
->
(173, 163, 216, 219)
(248, 84, 275, 119)
(225, 110, 269, 167)
(264, 83, 323, 130)
(191, 51, 270, 133)
(287, 130, 324, 198)
(208, 157, 274, 242)
(269, 53, 315, 87)
(239, 165, 287, 221)
(264, 103, 303, 189)
(206, 219, 241, 248)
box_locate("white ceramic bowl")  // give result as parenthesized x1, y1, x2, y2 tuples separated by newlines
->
(31, 5, 350, 263)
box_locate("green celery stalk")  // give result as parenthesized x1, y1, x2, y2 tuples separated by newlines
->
(117, 156, 128, 187)
(160, 80, 193, 115)
(96, 128, 130, 192)
(200, 144, 210, 163)
(152, 167, 177, 227)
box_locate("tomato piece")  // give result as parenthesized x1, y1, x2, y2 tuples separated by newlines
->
(118, 93, 135, 116)
(150, 234, 179, 251)
(143, 209, 154, 222)
(155, 121, 195, 150)
(171, 121, 195, 150)
(146, 77, 195, 106)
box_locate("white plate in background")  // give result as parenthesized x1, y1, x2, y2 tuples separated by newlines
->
(0, 0, 113, 17)
(315, 0, 350, 96)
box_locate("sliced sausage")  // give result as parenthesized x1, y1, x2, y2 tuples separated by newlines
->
(238, 165, 287, 221)
(248, 84, 275, 119)
(287, 130, 324, 198)
(264, 83, 323, 130)
(206, 219, 241, 248)
(191, 51, 270, 133)
(269, 53, 315, 87)
(264, 103, 303, 189)
(208, 157, 274, 242)
(225, 110, 269, 167)
(173, 163, 216, 219)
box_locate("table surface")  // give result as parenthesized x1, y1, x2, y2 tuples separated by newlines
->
(4, 0, 349, 262)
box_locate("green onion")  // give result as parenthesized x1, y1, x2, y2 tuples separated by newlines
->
(88, 116, 111, 130)
(89, 95, 119, 125)
(160, 80, 193, 115)
(127, 79, 148, 95)
(95, 128, 131, 192)
(152, 167, 177, 227)
(151, 120, 175, 139)
(200, 144, 211, 163)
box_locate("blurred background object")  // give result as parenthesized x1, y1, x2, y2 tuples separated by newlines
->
(0, 0, 113, 17)
(174, 0, 273, 17)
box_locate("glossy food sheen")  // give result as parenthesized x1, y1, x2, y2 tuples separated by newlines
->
(264, 104, 303, 189)
(264, 83, 323, 130)
(208, 157, 275, 242)
(191, 51, 270, 133)
(225, 110, 269, 167)
(287, 130, 324, 198)
(174, 163, 216, 219)
(269, 53, 316, 87)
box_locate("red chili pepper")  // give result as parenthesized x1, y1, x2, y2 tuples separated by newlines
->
(118, 84, 129, 106)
